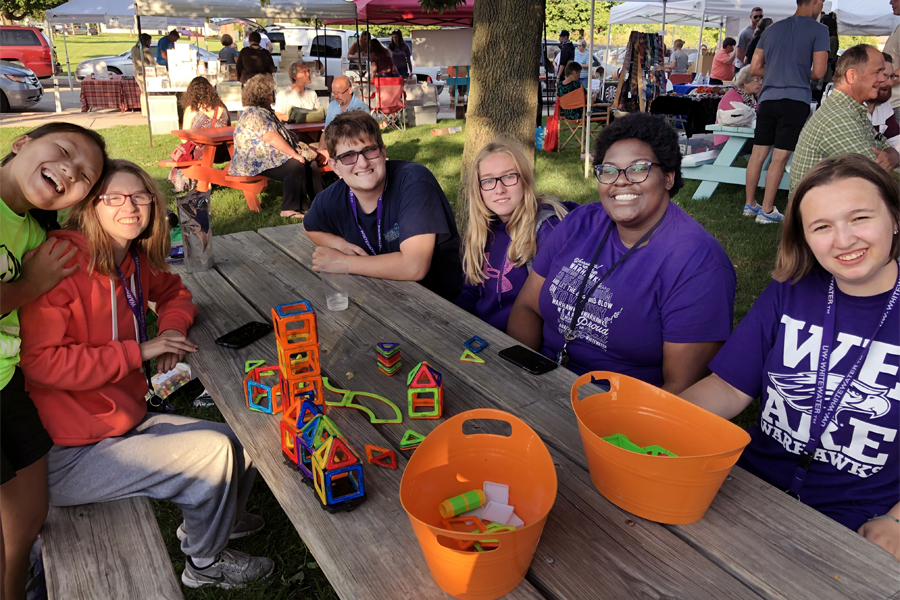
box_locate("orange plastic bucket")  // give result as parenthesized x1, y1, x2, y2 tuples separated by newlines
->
(400, 408, 557, 600)
(570, 372, 751, 524)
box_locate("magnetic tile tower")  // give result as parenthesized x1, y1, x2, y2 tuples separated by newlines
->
(407, 361, 443, 419)
(273, 301, 366, 511)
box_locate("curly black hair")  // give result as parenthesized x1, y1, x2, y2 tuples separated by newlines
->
(592, 112, 684, 196)
(181, 76, 225, 112)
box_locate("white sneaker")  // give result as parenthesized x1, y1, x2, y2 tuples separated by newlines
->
(743, 203, 762, 217)
(755, 206, 783, 224)
(177, 511, 265, 542)
(181, 548, 274, 589)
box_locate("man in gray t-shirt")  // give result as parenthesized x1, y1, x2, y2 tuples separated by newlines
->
(736, 6, 764, 69)
(744, 0, 829, 226)
(668, 39, 689, 74)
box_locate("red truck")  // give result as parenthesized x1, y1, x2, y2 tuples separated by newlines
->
(0, 26, 61, 78)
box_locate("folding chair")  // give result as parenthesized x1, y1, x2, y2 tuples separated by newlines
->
(371, 76, 406, 131)
(558, 88, 610, 153)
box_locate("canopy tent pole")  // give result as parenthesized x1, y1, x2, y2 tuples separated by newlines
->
(717, 18, 723, 47)
(544, 13, 549, 121)
(696, 13, 705, 61)
(603, 23, 611, 77)
(365, 20, 371, 108)
(660, 0, 667, 48)
(46, 22, 62, 113)
(584, 0, 595, 178)
(62, 29, 73, 91)
(137, 16, 154, 148)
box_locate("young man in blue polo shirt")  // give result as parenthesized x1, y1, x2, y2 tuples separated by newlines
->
(303, 111, 462, 301)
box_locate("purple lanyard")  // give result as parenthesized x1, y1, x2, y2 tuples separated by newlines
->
(787, 267, 900, 499)
(348, 184, 386, 255)
(115, 248, 147, 343)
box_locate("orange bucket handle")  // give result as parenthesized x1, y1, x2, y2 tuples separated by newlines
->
(570, 371, 616, 407)
(704, 450, 746, 473)
(451, 407, 537, 444)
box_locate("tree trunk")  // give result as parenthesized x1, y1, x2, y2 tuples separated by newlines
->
(457, 0, 544, 232)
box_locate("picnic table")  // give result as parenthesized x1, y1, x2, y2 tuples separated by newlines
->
(650, 94, 721, 138)
(682, 125, 790, 200)
(80, 74, 142, 112)
(176, 224, 900, 600)
(167, 122, 325, 212)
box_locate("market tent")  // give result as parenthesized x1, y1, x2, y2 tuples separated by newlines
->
(134, 0, 357, 20)
(47, 0, 136, 23)
(325, 0, 473, 26)
(610, 0, 714, 28)
(832, 0, 900, 36)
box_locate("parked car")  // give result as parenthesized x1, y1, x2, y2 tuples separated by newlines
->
(72, 24, 99, 36)
(74, 43, 217, 80)
(0, 60, 43, 111)
(0, 26, 60, 78)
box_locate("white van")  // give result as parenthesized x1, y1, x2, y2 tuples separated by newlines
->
(301, 29, 444, 94)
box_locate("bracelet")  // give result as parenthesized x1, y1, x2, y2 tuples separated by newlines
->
(867, 515, 900, 525)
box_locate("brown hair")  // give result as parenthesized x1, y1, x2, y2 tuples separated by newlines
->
(774, 154, 900, 283)
(563, 60, 582, 78)
(64, 159, 171, 276)
(220, 33, 233, 47)
(181, 76, 225, 112)
(323, 111, 384, 157)
(242, 73, 275, 108)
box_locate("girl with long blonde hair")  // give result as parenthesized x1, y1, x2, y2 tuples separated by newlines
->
(19, 159, 274, 590)
(456, 139, 574, 331)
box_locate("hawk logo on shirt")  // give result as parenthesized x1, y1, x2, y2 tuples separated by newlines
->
(384, 223, 400, 243)
(0, 244, 22, 284)
(770, 372, 893, 426)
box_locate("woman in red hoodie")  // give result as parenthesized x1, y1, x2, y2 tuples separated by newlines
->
(19, 160, 274, 590)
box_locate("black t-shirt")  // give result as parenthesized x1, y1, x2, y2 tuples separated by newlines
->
(237, 46, 275, 83)
(304, 161, 463, 301)
(558, 41, 575, 73)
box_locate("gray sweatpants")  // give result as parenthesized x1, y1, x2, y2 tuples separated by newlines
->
(46, 413, 256, 559)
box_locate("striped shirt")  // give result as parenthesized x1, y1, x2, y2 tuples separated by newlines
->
(790, 90, 888, 194)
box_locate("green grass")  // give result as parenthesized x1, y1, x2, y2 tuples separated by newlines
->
(1, 121, 786, 598)
(50, 33, 224, 77)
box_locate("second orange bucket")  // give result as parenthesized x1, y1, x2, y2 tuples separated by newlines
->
(570, 371, 751, 524)
(399, 408, 557, 600)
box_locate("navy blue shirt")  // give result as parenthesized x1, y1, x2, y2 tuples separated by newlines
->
(156, 35, 175, 66)
(304, 161, 462, 301)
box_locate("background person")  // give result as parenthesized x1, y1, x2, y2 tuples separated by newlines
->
(324, 76, 369, 127)
(0, 122, 106, 600)
(557, 62, 585, 122)
(506, 113, 736, 392)
(230, 74, 323, 219)
(456, 139, 574, 332)
(369, 38, 399, 78)
(668, 39, 689, 74)
(274, 61, 321, 122)
(714, 66, 762, 149)
(19, 160, 275, 589)
(710, 37, 737, 84)
(236, 31, 275, 85)
(869, 54, 900, 151)
(745, 0, 829, 224)
(218, 33, 239, 65)
(169, 77, 231, 193)
(242, 26, 272, 52)
(885, 0, 900, 121)
(681, 154, 900, 560)
(744, 18, 773, 66)
(812, 13, 840, 103)
(736, 6, 764, 69)
(574, 39, 590, 88)
(556, 30, 575, 79)
(388, 30, 412, 79)
(156, 29, 180, 68)
(131, 33, 155, 115)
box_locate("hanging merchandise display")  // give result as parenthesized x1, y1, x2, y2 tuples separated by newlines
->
(613, 31, 665, 113)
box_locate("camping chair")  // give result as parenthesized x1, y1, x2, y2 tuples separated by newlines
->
(558, 88, 609, 153)
(371, 76, 406, 131)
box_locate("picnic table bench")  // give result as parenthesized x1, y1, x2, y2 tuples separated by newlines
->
(681, 125, 791, 200)
(163, 123, 326, 212)
(176, 224, 900, 599)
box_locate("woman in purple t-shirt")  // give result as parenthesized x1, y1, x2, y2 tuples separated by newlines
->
(507, 113, 736, 392)
(681, 155, 899, 558)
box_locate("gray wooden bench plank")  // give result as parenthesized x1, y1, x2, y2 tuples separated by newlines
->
(178, 266, 545, 600)
(259, 223, 900, 600)
(42, 497, 183, 600)
(212, 231, 759, 600)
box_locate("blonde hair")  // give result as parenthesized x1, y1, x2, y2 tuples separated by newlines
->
(65, 159, 171, 276)
(462, 139, 569, 285)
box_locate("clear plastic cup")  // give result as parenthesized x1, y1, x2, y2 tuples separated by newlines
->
(319, 260, 349, 311)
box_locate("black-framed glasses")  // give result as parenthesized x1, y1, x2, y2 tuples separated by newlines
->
(594, 162, 661, 185)
(99, 192, 154, 207)
(752, 14, 763, 19)
(332, 86, 352, 95)
(334, 145, 383, 166)
(479, 173, 520, 191)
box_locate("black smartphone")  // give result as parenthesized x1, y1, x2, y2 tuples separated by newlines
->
(498, 345, 558, 375)
(215, 322, 273, 349)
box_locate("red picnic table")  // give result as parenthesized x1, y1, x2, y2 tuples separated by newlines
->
(165, 122, 326, 212)
(80, 74, 142, 112)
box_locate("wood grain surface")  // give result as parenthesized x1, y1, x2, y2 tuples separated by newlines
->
(42, 497, 183, 600)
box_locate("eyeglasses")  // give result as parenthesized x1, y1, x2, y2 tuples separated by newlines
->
(890, 74, 900, 82)
(594, 162, 661, 185)
(750, 76, 764, 83)
(334, 145, 383, 166)
(752, 14, 763, 19)
(332, 86, 352, 95)
(99, 192, 154, 207)
(479, 173, 520, 191)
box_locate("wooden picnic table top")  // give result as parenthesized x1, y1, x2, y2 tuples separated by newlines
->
(171, 122, 325, 146)
(176, 224, 900, 600)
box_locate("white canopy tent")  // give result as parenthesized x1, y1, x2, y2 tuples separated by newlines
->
(133, 0, 357, 20)
(832, 0, 900, 36)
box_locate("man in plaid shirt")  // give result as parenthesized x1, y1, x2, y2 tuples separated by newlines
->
(790, 45, 900, 194)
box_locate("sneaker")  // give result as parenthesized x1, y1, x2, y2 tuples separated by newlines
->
(743, 203, 761, 217)
(177, 511, 265, 542)
(756, 207, 783, 224)
(181, 548, 274, 589)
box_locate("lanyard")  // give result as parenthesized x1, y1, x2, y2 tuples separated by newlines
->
(348, 182, 386, 255)
(114, 249, 172, 411)
(556, 210, 667, 367)
(787, 267, 900, 499)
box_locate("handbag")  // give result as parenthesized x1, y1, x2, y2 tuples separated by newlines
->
(287, 106, 326, 123)
(544, 98, 560, 152)
(170, 140, 196, 162)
